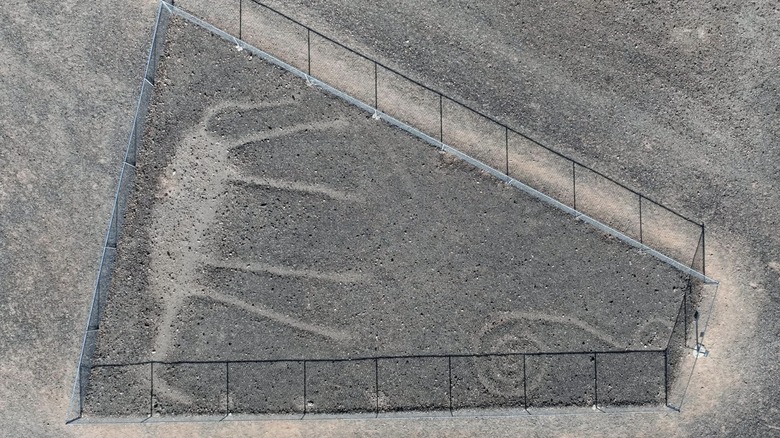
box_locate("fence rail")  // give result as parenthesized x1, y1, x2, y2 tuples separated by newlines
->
(65, 1, 172, 424)
(192, 0, 708, 277)
(74, 348, 671, 422)
(67, 0, 715, 423)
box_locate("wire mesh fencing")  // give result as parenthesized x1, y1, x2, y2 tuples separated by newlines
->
(66, 1, 172, 424)
(174, 0, 708, 279)
(241, 0, 307, 72)
(68, 0, 718, 422)
(664, 274, 717, 410)
(72, 348, 672, 422)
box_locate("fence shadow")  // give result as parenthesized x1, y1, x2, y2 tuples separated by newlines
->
(208, 0, 707, 278)
(73, 347, 674, 422)
(69, 0, 717, 423)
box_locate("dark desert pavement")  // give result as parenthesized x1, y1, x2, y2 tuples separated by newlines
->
(85, 18, 687, 417)
(1, 0, 779, 437)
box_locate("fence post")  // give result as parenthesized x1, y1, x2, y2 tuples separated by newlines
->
(225, 361, 230, 416)
(149, 362, 154, 418)
(701, 224, 706, 276)
(505, 126, 509, 175)
(639, 194, 643, 244)
(110, 198, 118, 248)
(374, 62, 378, 110)
(439, 94, 443, 145)
(78, 365, 84, 420)
(96, 265, 104, 330)
(523, 354, 528, 410)
(374, 358, 380, 417)
(593, 353, 598, 408)
(307, 29, 311, 76)
(448, 356, 453, 416)
(572, 162, 577, 210)
(664, 349, 669, 407)
(684, 281, 689, 348)
(302, 360, 307, 418)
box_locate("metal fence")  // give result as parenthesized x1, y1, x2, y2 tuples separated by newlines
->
(66, 1, 172, 425)
(173, 0, 708, 279)
(67, 0, 716, 423)
(664, 271, 718, 411)
(73, 348, 673, 422)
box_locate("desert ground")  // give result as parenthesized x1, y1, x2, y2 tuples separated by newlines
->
(82, 18, 688, 418)
(1, 0, 778, 436)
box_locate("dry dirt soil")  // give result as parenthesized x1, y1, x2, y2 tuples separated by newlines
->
(83, 17, 688, 418)
(1, 0, 779, 436)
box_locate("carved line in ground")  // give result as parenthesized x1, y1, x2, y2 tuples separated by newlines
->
(239, 0, 703, 231)
(230, 176, 364, 202)
(150, 106, 360, 358)
(176, 8, 713, 410)
(166, 0, 704, 237)
(191, 289, 354, 342)
(69, 2, 712, 421)
(82, 351, 670, 421)
(67, 2, 171, 423)
(472, 310, 675, 397)
(74, 401, 673, 423)
(222, 118, 352, 142)
(169, 4, 716, 284)
(122, 6, 708, 418)
(206, 259, 371, 283)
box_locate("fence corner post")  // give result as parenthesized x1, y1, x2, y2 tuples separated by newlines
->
(664, 349, 669, 407)
(701, 223, 706, 276)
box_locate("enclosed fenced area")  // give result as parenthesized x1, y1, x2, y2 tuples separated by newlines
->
(175, 0, 708, 279)
(68, 0, 717, 423)
(72, 275, 711, 421)
(81, 350, 667, 421)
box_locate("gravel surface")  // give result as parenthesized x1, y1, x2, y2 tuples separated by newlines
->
(84, 19, 687, 417)
(1, 0, 778, 436)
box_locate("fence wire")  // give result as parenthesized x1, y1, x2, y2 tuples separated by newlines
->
(66, 1, 173, 424)
(75, 349, 671, 422)
(69, 0, 719, 423)
(195, 0, 710, 279)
